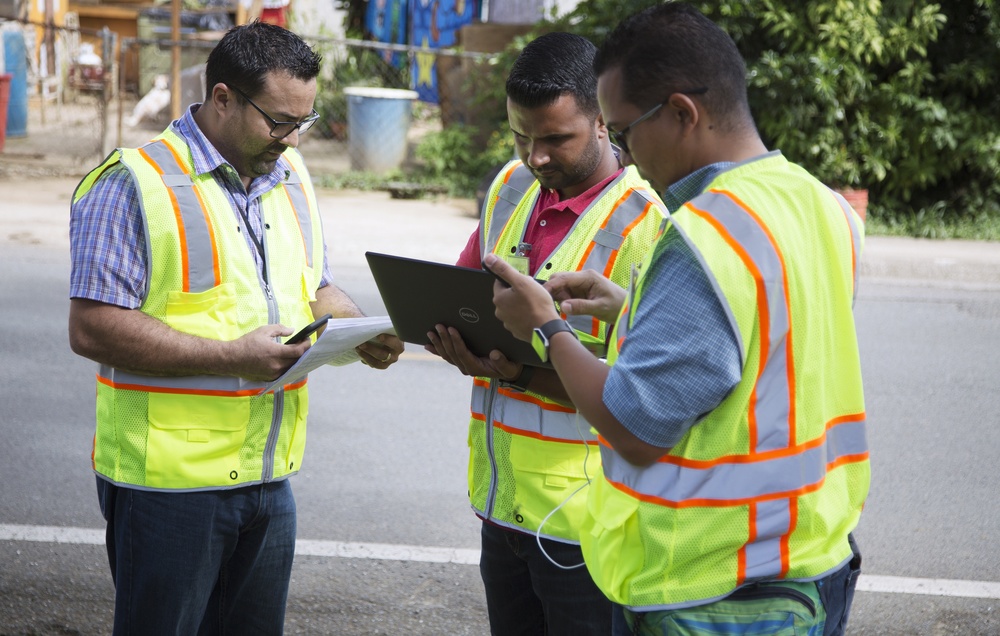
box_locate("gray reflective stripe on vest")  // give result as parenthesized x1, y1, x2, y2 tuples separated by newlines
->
(601, 416, 867, 580)
(829, 189, 862, 304)
(472, 384, 595, 442)
(600, 417, 867, 503)
(603, 189, 867, 582)
(281, 162, 315, 268)
(566, 178, 655, 334)
(482, 163, 537, 257)
(99, 365, 269, 394)
(141, 141, 217, 294)
(745, 498, 791, 580)
(690, 190, 792, 454)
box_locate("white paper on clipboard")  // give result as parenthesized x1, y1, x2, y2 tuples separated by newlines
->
(259, 316, 395, 394)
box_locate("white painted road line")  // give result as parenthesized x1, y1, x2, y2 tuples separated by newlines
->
(4, 524, 999, 599)
(296, 539, 479, 565)
(1, 523, 103, 545)
(858, 574, 1000, 599)
(0, 523, 481, 565)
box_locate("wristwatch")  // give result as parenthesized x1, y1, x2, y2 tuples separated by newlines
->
(498, 364, 535, 393)
(531, 319, 578, 363)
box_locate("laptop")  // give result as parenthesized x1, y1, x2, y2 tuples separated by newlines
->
(365, 251, 551, 368)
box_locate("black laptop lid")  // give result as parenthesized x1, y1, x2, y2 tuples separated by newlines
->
(365, 251, 550, 368)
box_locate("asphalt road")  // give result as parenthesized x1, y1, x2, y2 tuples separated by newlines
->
(2, 180, 1000, 634)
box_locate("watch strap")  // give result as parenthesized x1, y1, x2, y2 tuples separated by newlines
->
(532, 319, 578, 363)
(498, 364, 536, 392)
(538, 319, 578, 341)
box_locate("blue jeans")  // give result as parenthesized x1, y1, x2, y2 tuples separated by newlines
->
(817, 534, 862, 636)
(97, 476, 297, 636)
(479, 521, 612, 636)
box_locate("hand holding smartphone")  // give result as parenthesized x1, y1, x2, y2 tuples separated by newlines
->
(483, 263, 511, 288)
(285, 313, 332, 345)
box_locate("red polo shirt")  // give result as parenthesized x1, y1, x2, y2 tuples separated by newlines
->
(456, 168, 624, 274)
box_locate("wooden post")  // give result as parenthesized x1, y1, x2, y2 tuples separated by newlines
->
(170, 0, 181, 119)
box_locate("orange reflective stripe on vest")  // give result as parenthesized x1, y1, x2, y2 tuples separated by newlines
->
(139, 139, 221, 293)
(601, 186, 868, 585)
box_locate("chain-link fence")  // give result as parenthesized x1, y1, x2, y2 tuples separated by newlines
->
(2, 16, 506, 187)
(0, 18, 120, 166)
(304, 36, 503, 179)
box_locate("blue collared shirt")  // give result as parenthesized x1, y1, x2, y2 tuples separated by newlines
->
(69, 104, 333, 308)
(602, 162, 743, 448)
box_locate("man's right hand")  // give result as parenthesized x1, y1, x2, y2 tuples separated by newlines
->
(69, 299, 310, 382)
(544, 270, 627, 324)
(227, 324, 310, 381)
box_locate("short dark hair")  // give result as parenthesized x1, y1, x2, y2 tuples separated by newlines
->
(594, 3, 753, 132)
(506, 32, 600, 117)
(205, 21, 321, 99)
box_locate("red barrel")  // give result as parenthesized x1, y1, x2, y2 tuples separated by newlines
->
(0, 73, 11, 152)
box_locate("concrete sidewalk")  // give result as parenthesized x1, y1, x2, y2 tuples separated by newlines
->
(861, 235, 1000, 290)
(2, 98, 999, 287)
(3, 174, 1000, 290)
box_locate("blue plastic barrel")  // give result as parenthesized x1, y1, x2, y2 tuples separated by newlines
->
(344, 87, 418, 173)
(2, 29, 28, 138)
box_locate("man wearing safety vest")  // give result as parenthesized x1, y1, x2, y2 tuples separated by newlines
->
(426, 32, 666, 635)
(68, 23, 402, 634)
(486, 5, 868, 635)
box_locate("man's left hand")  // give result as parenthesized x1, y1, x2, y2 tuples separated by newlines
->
(425, 324, 521, 380)
(357, 333, 404, 369)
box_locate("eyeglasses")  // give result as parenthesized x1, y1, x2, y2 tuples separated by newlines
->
(230, 85, 321, 139)
(610, 87, 709, 155)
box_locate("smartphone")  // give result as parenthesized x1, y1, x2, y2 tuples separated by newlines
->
(285, 313, 332, 345)
(482, 263, 511, 288)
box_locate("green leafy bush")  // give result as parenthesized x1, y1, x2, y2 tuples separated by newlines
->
(553, 0, 1000, 237)
(414, 124, 515, 197)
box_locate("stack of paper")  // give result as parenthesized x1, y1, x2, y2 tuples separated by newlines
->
(260, 316, 396, 394)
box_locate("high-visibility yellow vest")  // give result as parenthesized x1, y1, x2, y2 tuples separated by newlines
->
(469, 160, 666, 541)
(583, 153, 868, 609)
(73, 128, 325, 491)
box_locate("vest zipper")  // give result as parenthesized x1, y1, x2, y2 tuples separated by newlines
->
(260, 244, 281, 481)
(262, 388, 284, 481)
(483, 380, 500, 518)
(727, 584, 816, 617)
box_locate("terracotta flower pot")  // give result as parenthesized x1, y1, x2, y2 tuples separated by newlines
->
(834, 188, 868, 222)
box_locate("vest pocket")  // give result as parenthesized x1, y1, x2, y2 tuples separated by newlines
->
(146, 391, 250, 488)
(163, 283, 239, 341)
(580, 480, 641, 604)
(283, 388, 308, 474)
(508, 437, 594, 534)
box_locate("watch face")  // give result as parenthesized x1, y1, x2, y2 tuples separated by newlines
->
(531, 328, 549, 363)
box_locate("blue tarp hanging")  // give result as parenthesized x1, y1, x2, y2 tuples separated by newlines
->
(365, 0, 408, 67)
(408, 0, 476, 103)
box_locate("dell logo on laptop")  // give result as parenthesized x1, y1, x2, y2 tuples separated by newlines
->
(459, 308, 480, 323)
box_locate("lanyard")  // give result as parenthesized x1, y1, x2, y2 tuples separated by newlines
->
(237, 204, 269, 284)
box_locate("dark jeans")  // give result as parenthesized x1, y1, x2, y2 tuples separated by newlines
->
(817, 533, 863, 636)
(97, 476, 297, 636)
(479, 521, 612, 636)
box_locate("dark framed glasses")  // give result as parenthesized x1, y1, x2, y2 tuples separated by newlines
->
(610, 87, 709, 154)
(230, 85, 321, 139)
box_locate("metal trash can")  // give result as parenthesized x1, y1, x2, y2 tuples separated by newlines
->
(344, 87, 419, 173)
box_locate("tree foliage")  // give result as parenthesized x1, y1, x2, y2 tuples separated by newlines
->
(551, 0, 1000, 229)
(394, 0, 1000, 228)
